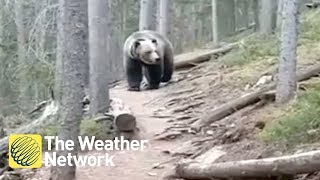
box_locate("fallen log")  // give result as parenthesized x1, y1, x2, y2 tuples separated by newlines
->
(0, 97, 137, 171)
(0, 101, 58, 153)
(191, 64, 320, 130)
(104, 98, 136, 132)
(174, 43, 237, 69)
(175, 150, 320, 180)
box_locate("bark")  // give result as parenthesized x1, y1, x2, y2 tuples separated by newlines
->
(14, 0, 28, 112)
(174, 43, 237, 69)
(211, 0, 219, 46)
(0, 0, 5, 46)
(192, 64, 320, 129)
(277, 0, 284, 28)
(259, 0, 278, 34)
(54, 0, 63, 102)
(276, 0, 299, 104)
(175, 150, 320, 180)
(139, 0, 154, 30)
(88, 0, 111, 116)
(50, 0, 88, 179)
(83, 1, 89, 87)
(38, 0, 47, 57)
(253, 0, 259, 31)
(158, 0, 169, 36)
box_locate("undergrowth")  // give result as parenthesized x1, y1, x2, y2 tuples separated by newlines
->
(36, 117, 114, 150)
(219, 9, 320, 67)
(259, 83, 320, 148)
(80, 118, 115, 140)
(219, 34, 279, 67)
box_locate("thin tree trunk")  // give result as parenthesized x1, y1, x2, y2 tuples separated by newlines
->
(139, 0, 154, 30)
(259, 0, 278, 34)
(212, 0, 218, 46)
(216, 0, 236, 39)
(253, 0, 259, 31)
(38, 0, 47, 56)
(50, 0, 88, 179)
(14, 0, 28, 112)
(88, 0, 111, 116)
(158, 0, 169, 36)
(276, 0, 299, 104)
(235, 0, 249, 30)
(83, 3, 89, 88)
(0, 0, 5, 46)
(277, 0, 284, 28)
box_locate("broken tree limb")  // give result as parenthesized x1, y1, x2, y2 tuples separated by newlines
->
(28, 100, 49, 115)
(191, 64, 320, 130)
(175, 150, 320, 180)
(174, 43, 238, 69)
(0, 101, 58, 155)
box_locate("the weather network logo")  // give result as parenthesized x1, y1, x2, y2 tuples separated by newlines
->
(8, 134, 42, 168)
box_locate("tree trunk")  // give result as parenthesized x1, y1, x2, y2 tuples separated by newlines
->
(14, 0, 28, 113)
(216, 0, 236, 39)
(253, 0, 259, 31)
(88, 0, 111, 116)
(139, 0, 154, 30)
(259, 0, 278, 34)
(276, 0, 299, 104)
(174, 43, 237, 69)
(0, 0, 3, 46)
(277, 0, 284, 28)
(83, 2, 89, 88)
(54, 0, 63, 102)
(211, 0, 219, 46)
(158, 0, 169, 36)
(50, 0, 88, 179)
(175, 150, 320, 180)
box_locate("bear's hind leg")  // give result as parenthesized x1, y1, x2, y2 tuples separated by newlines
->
(126, 59, 142, 91)
(144, 65, 162, 90)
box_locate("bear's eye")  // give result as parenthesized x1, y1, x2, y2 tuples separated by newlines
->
(146, 51, 152, 54)
(152, 39, 157, 44)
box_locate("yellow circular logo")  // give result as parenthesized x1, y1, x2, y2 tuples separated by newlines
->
(10, 136, 41, 166)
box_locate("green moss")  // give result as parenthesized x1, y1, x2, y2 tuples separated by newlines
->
(259, 84, 320, 148)
(80, 118, 115, 140)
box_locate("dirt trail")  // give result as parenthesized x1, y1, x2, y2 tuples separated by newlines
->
(76, 83, 179, 180)
(31, 82, 179, 180)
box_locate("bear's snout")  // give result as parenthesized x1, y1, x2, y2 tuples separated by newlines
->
(155, 58, 161, 62)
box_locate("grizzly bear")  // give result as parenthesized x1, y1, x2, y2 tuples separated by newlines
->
(123, 30, 174, 91)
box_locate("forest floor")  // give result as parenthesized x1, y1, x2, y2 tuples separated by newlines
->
(14, 10, 320, 180)
(30, 82, 186, 180)
(30, 46, 320, 180)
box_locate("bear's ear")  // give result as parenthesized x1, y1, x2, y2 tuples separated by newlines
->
(134, 41, 141, 48)
(152, 39, 157, 44)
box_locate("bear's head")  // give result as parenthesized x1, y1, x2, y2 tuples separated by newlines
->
(133, 38, 161, 65)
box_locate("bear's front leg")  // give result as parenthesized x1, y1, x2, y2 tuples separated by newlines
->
(144, 65, 162, 90)
(126, 58, 142, 91)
